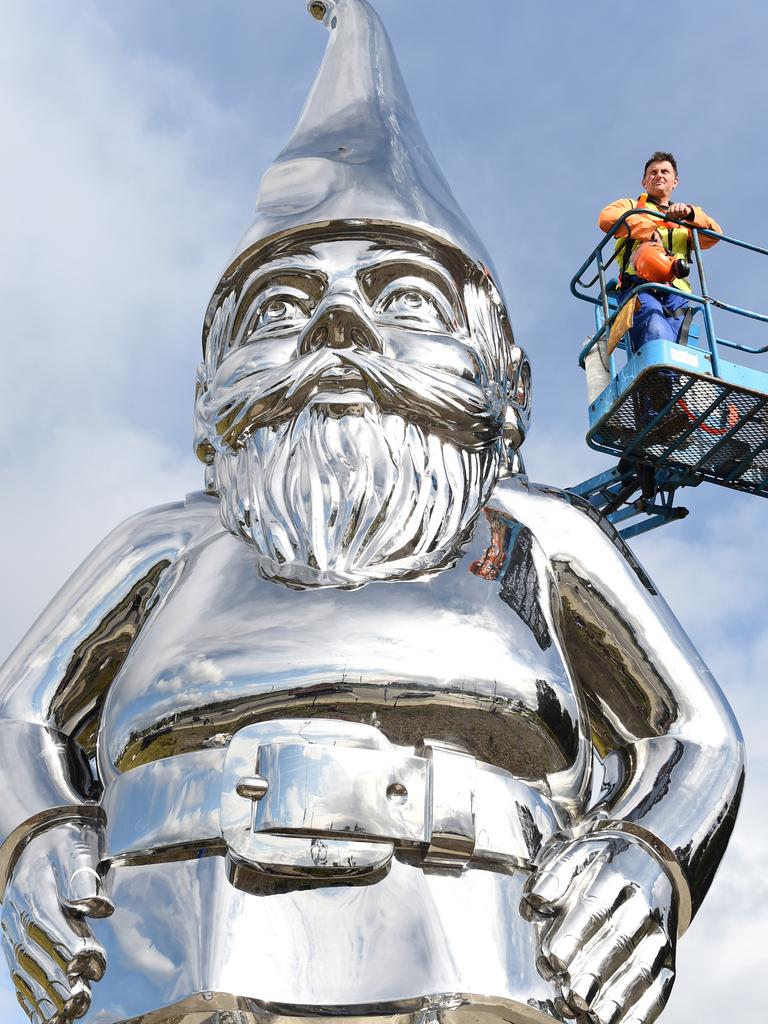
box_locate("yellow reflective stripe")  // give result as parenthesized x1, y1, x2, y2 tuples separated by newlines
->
(668, 227, 691, 258)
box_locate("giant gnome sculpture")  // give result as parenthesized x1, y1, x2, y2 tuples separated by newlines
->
(0, 3, 743, 1024)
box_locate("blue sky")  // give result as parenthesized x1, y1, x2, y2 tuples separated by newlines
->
(0, 1, 766, 1021)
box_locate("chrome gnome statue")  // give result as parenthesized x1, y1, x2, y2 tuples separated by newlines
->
(0, 2, 744, 1024)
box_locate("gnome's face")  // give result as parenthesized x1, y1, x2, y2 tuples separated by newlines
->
(195, 228, 527, 588)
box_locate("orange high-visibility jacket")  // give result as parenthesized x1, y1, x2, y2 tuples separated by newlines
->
(598, 196, 722, 292)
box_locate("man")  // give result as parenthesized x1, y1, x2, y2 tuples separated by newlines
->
(0, 5, 743, 1024)
(599, 152, 722, 354)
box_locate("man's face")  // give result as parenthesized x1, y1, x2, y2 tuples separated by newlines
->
(641, 160, 678, 203)
(198, 234, 510, 456)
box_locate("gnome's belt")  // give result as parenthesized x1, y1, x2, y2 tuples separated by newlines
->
(102, 719, 565, 879)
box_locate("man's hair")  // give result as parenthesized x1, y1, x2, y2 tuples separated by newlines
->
(643, 151, 678, 176)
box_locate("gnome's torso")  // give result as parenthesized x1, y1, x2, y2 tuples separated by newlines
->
(99, 500, 586, 796)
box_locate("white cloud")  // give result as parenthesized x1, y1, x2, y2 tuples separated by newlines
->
(0, 422, 199, 654)
(671, 782, 768, 1021)
(526, 425, 607, 490)
(0, 0, 239, 652)
(0, 0, 246, 457)
(0, 986, 22, 1023)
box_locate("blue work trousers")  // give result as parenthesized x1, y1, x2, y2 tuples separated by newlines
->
(625, 288, 691, 355)
(619, 288, 691, 432)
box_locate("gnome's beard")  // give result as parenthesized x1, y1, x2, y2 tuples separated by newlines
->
(213, 404, 500, 588)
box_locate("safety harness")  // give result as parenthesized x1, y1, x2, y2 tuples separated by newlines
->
(617, 196, 693, 290)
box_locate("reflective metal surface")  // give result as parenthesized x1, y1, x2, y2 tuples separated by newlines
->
(0, 2, 743, 1023)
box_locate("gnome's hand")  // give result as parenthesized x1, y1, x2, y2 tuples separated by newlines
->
(1, 822, 113, 1023)
(523, 834, 676, 1024)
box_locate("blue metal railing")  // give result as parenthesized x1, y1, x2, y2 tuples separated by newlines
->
(571, 208, 768, 380)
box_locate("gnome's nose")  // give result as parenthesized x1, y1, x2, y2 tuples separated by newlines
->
(299, 299, 383, 355)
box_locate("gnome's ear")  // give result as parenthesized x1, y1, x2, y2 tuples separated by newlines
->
(511, 349, 532, 415)
(194, 363, 215, 466)
(307, 0, 336, 23)
(196, 439, 216, 466)
(502, 347, 532, 450)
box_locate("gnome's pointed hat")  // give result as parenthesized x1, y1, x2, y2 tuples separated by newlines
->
(218, 0, 498, 283)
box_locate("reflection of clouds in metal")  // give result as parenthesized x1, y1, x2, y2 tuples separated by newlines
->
(155, 655, 224, 694)
(88, 860, 216, 1019)
(108, 907, 176, 981)
(104, 749, 223, 859)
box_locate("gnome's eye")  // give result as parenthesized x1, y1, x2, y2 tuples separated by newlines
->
(251, 296, 309, 335)
(377, 286, 452, 331)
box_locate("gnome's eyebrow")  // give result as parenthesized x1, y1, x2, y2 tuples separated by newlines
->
(239, 256, 327, 299)
(357, 252, 464, 320)
(234, 258, 327, 332)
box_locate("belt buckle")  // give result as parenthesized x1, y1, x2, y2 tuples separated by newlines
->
(221, 719, 400, 880)
(220, 720, 476, 880)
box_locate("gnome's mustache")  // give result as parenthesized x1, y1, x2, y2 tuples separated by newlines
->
(198, 346, 505, 453)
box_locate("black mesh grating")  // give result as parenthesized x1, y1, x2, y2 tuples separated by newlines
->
(588, 366, 768, 496)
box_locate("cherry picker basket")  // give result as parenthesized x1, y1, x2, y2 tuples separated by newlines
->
(570, 208, 768, 533)
(588, 338, 768, 497)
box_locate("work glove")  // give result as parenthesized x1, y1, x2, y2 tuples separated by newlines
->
(1, 822, 113, 1023)
(523, 833, 677, 1024)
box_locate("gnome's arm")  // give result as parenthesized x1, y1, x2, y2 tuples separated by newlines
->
(555, 514, 742, 929)
(497, 482, 744, 928)
(0, 492, 217, 895)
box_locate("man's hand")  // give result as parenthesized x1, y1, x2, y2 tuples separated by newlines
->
(1, 822, 113, 1023)
(665, 203, 694, 222)
(523, 834, 676, 1024)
